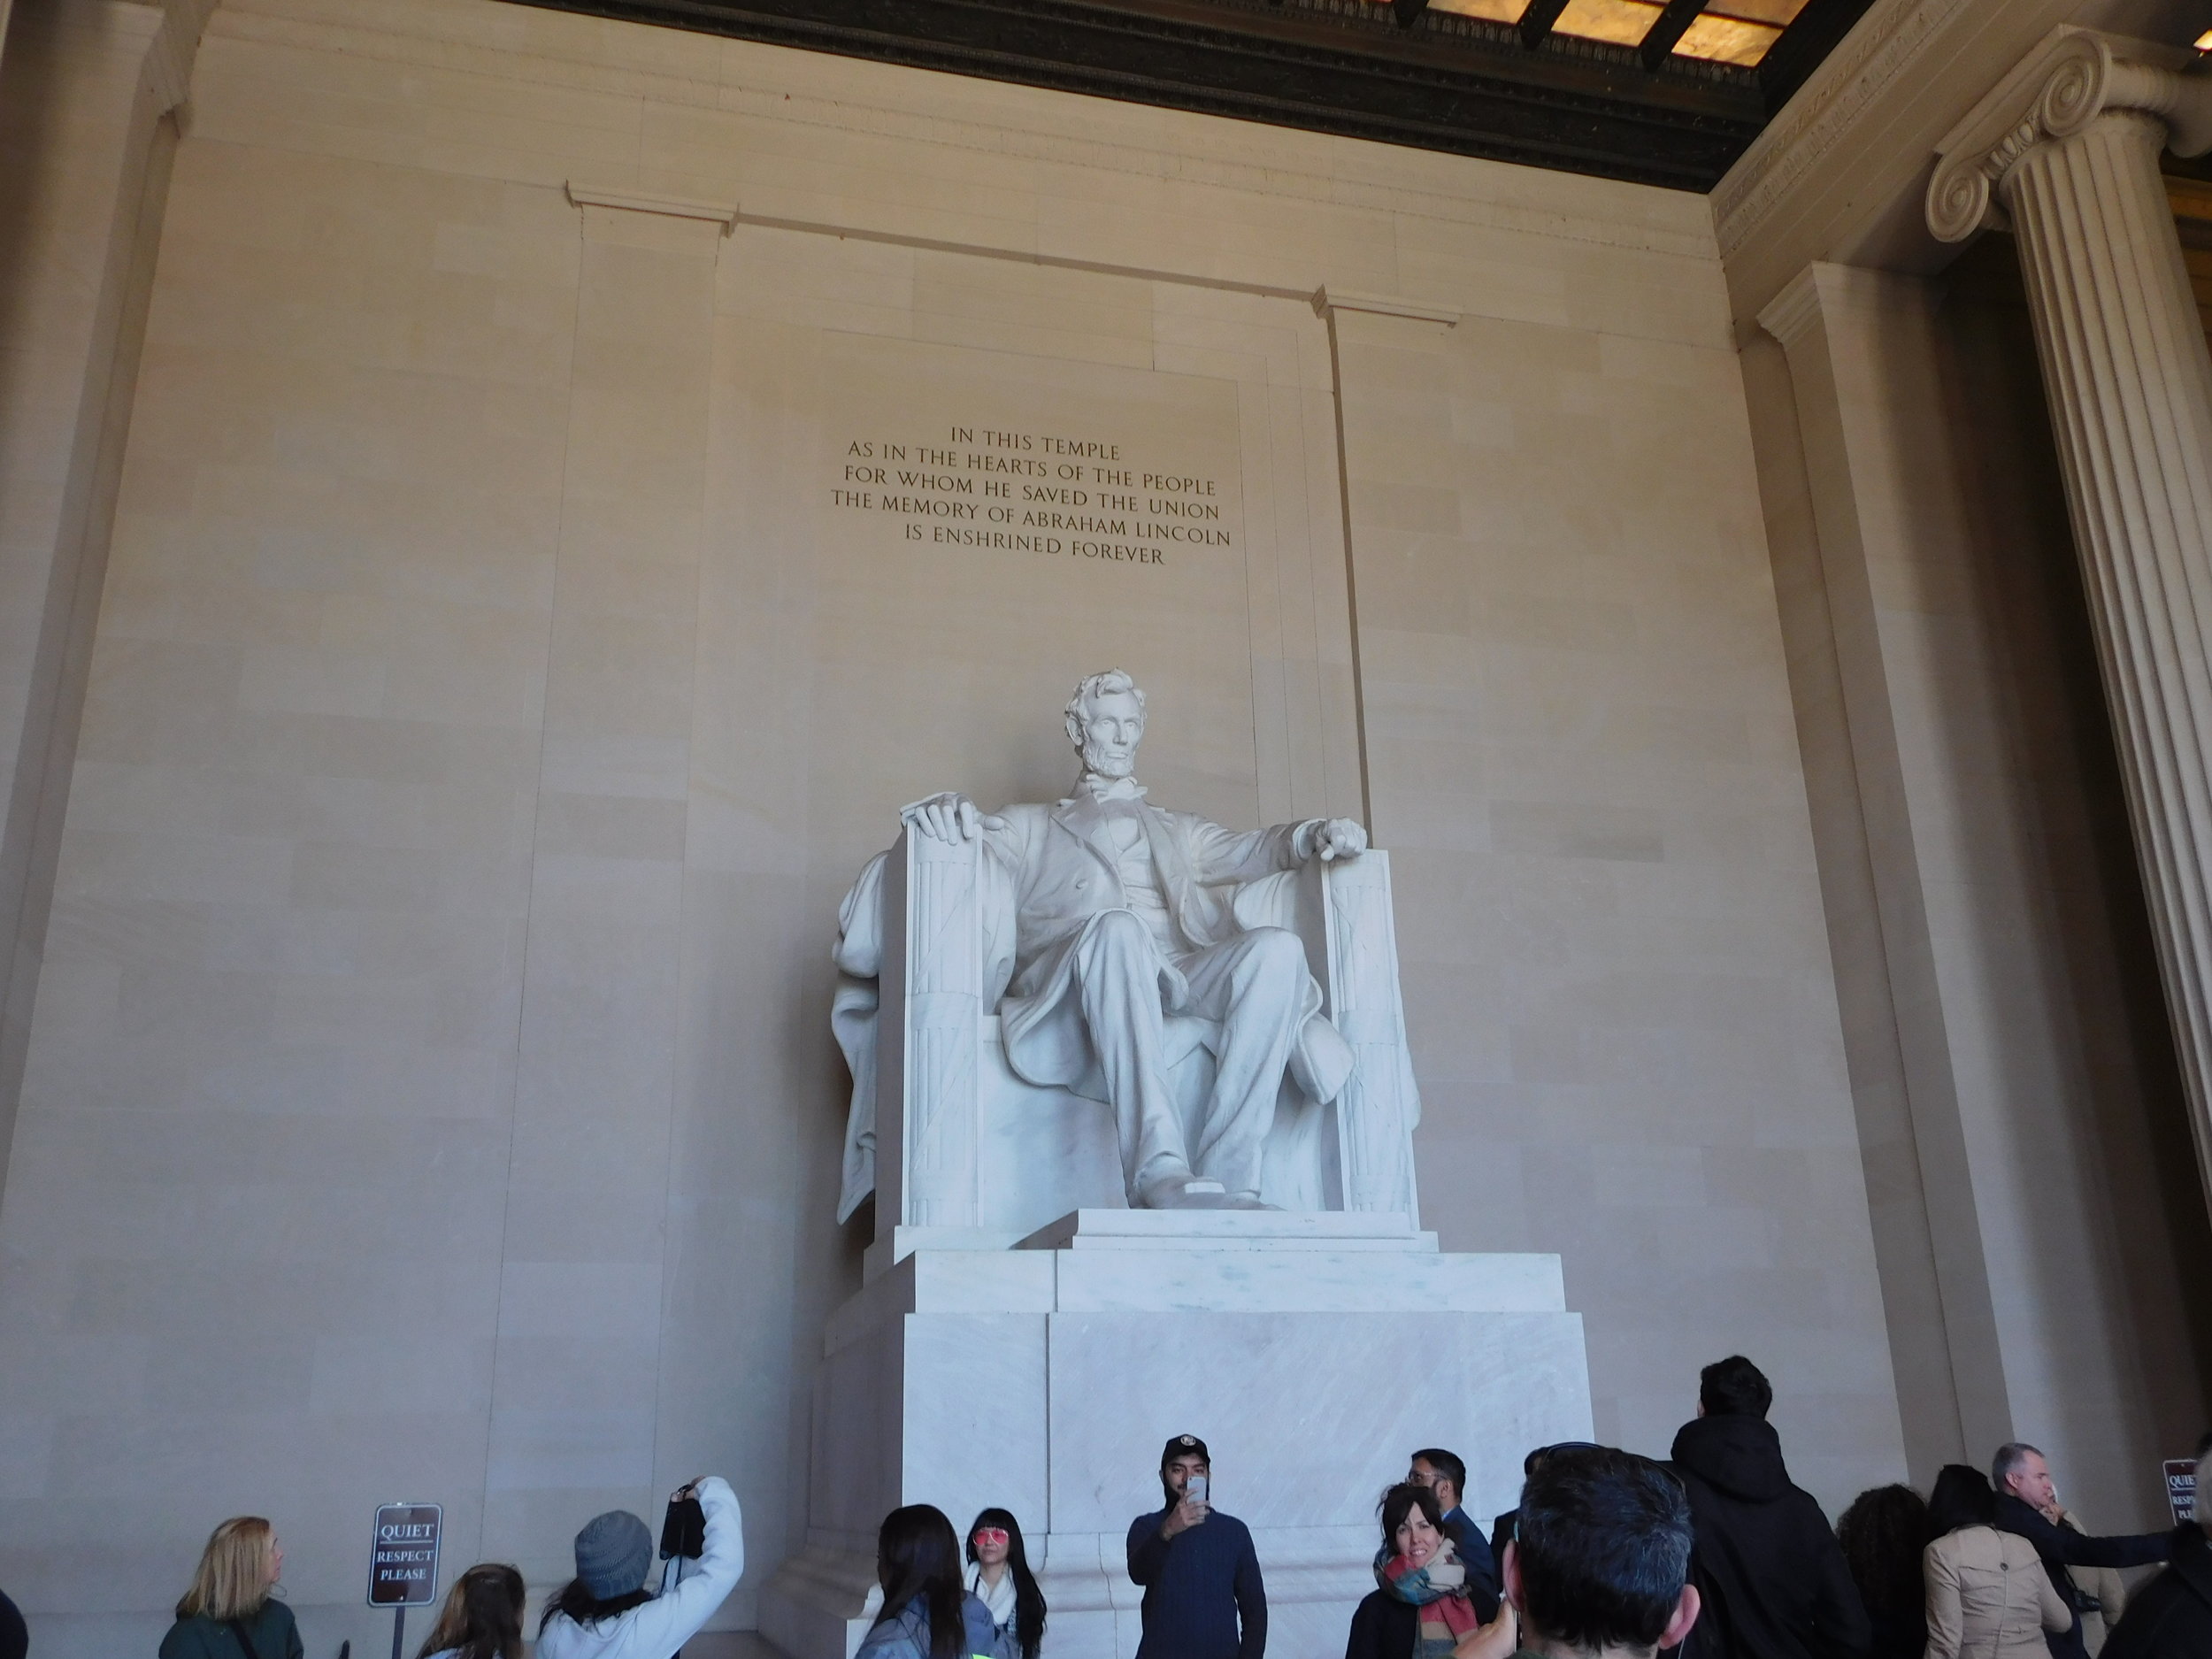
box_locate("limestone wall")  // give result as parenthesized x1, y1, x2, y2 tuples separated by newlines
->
(0, 1, 1903, 1655)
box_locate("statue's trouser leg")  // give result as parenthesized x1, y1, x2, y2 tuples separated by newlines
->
(1179, 926, 1309, 1195)
(1070, 909, 1192, 1198)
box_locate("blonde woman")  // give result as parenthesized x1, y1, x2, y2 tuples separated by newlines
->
(159, 1517, 303, 1659)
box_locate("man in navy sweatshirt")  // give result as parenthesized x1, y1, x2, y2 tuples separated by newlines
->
(1126, 1433, 1267, 1659)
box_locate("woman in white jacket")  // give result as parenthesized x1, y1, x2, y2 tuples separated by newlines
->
(537, 1477, 744, 1659)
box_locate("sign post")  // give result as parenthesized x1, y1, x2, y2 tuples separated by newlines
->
(367, 1503, 442, 1659)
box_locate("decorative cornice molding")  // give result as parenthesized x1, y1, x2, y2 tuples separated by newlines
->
(145, 12, 196, 118)
(1312, 288, 1457, 326)
(1755, 264, 1824, 352)
(1756, 260, 1936, 351)
(1712, 0, 1971, 258)
(565, 182, 741, 230)
(1925, 27, 2212, 242)
(46, 2, 204, 124)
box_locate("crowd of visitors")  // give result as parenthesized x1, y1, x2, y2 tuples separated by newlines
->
(1824, 1432, 2209, 1659)
(1, 1354, 2200, 1659)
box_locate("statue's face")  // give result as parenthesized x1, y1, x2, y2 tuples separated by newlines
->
(1075, 689, 1145, 779)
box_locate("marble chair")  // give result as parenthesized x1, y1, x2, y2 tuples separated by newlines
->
(831, 807, 1422, 1249)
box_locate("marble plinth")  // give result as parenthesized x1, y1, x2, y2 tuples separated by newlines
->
(758, 1212, 1593, 1659)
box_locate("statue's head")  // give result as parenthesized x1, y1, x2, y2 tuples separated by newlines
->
(1064, 669, 1147, 780)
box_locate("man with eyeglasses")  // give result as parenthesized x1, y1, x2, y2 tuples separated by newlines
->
(1409, 1447, 1499, 1617)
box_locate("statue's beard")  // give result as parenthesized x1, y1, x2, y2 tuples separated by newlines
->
(1079, 736, 1139, 780)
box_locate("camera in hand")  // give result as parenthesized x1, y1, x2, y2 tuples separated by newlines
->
(660, 1493, 706, 1561)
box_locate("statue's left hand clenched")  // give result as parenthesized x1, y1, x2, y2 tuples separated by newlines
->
(1304, 818, 1367, 862)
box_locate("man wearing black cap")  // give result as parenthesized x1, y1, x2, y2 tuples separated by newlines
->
(1127, 1434, 1266, 1659)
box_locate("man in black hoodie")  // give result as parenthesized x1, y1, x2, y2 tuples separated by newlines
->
(1669, 1356, 1870, 1659)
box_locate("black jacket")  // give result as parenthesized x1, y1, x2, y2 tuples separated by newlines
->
(1439, 1511, 1501, 1621)
(1670, 1415, 1870, 1659)
(2101, 1525, 2212, 1659)
(1991, 1494, 2171, 1659)
(1344, 1591, 1417, 1659)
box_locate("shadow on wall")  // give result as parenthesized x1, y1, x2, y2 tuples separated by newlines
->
(0, 2, 180, 1221)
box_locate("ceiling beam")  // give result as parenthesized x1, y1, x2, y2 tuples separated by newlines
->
(1639, 0, 1709, 70)
(1757, 0, 1877, 109)
(508, 0, 1766, 190)
(1517, 0, 1569, 50)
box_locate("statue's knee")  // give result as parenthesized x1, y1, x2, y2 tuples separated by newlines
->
(1079, 909, 1149, 965)
(1246, 925, 1306, 976)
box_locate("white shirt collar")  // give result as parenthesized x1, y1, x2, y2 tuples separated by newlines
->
(1074, 772, 1147, 803)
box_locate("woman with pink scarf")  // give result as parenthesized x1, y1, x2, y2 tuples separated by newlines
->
(1345, 1484, 1519, 1659)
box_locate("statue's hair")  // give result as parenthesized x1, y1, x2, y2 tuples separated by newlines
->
(1064, 670, 1146, 749)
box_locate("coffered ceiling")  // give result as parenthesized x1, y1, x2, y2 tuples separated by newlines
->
(517, 0, 1879, 189)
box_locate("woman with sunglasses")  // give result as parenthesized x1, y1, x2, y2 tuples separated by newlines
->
(965, 1509, 1047, 1659)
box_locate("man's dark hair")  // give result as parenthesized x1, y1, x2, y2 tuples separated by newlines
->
(1513, 1445, 1692, 1655)
(1525, 1440, 1599, 1478)
(1413, 1448, 1467, 1500)
(1698, 1356, 1772, 1419)
(1379, 1481, 1448, 1549)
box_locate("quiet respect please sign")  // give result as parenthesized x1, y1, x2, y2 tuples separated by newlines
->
(366, 1503, 442, 1609)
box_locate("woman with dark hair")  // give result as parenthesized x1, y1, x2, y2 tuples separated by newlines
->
(1836, 1485, 1931, 1659)
(1924, 1465, 2070, 1659)
(419, 1563, 526, 1659)
(857, 1505, 998, 1659)
(964, 1509, 1046, 1659)
(537, 1477, 743, 1659)
(159, 1517, 303, 1659)
(1345, 1484, 1517, 1659)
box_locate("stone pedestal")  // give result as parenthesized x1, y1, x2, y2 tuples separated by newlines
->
(758, 1211, 1594, 1659)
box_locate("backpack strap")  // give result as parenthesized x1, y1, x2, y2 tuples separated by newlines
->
(227, 1617, 264, 1659)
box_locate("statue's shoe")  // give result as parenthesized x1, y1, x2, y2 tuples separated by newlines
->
(1136, 1175, 1233, 1210)
(1218, 1191, 1279, 1210)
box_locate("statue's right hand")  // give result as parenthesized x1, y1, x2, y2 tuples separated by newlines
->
(909, 793, 1003, 843)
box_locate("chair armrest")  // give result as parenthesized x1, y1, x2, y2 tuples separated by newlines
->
(1321, 851, 1422, 1220)
(879, 817, 985, 1230)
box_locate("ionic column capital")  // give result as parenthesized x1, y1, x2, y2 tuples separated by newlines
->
(1925, 26, 2212, 242)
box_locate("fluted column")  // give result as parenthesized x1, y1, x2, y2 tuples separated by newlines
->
(1929, 29, 2212, 1210)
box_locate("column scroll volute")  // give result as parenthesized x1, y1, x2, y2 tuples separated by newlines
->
(1925, 27, 2212, 245)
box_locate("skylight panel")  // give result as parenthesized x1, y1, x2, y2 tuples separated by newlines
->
(1352, 0, 1808, 69)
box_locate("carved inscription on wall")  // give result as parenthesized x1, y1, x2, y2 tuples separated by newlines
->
(831, 426, 1232, 568)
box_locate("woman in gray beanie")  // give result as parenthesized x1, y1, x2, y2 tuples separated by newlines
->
(537, 1477, 743, 1659)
